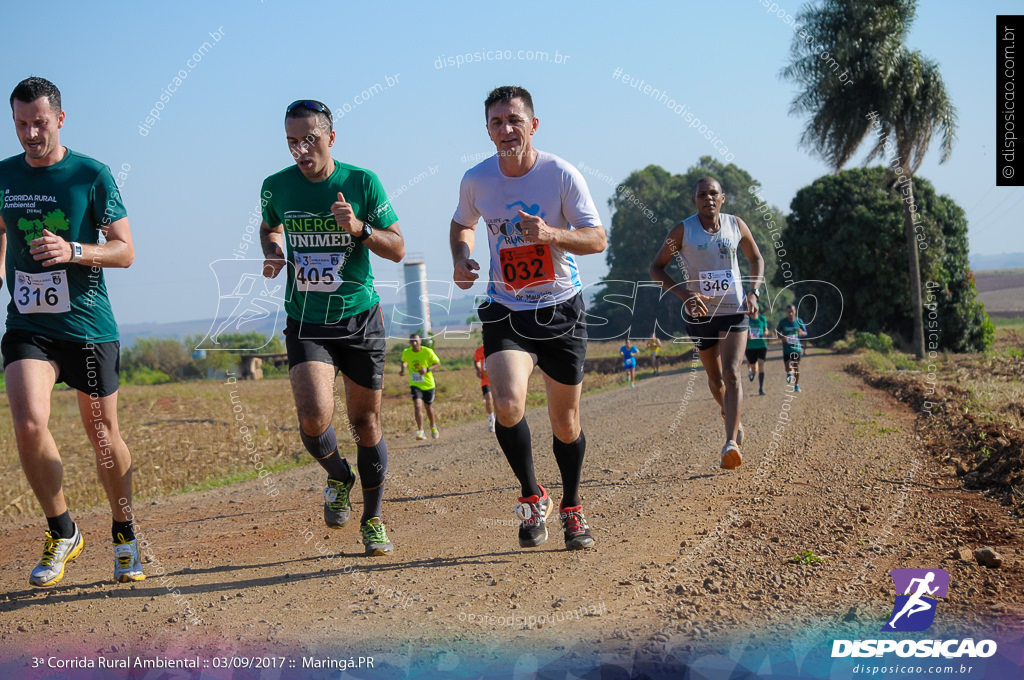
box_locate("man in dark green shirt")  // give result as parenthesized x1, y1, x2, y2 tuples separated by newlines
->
(745, 308, 769, 396)
(0, 77, 144, 586)
(260, 99, 405, 555)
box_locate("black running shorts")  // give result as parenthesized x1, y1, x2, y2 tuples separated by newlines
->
(478, 293, 587, 386)
(284, 303, 386, 390)
(744, 347, 767, 364)
(410, 386, 436, 404)
(2, 329, 120, 397)
(684, 313, 749, 352)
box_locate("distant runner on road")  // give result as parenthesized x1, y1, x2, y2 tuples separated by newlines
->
(450, 85, 606, 551)
(400, 333, 441, 440)
(777, 304, 808, 393)
(260, 98, 405, 556)
(649, 177, 764, 470)
(620, 340, 638, 388)
(474, 344, 496, 433)
(1, 77, 144, 586)
(647, 333, 662, 376)
(745, 307, 769, 396)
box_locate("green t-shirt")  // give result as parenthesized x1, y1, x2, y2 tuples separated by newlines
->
(777, 317, 807, 352)
(746, 315, 768, 350)
(402, 346, 440, 390)
(261, 161, 398, 325)
(1, 150, 125, 342)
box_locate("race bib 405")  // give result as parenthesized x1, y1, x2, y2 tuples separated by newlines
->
(294, 252, 345, 293)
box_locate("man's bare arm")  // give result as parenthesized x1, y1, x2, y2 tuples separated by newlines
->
(260, 221, 286, 279)
(362, 222, 405, 263)
(451, 219, 480, 290)
(30, 217, 134, 269)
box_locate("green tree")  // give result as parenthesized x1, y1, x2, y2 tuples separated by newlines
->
(186, 331, 285, 375)
(42, 209, 70, 233)
(783, 168, 991, 351)
(781, 0, 960, 357)
(590, 157, 785, 340)
(122, 337, 192, 379)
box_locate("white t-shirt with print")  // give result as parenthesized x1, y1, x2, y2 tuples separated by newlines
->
(453, 150, 601, 311)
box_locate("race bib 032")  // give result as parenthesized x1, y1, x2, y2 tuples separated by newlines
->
(499, 244, 555, 291)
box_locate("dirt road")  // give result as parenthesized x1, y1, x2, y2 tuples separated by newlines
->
(1, 350, 1021, 676)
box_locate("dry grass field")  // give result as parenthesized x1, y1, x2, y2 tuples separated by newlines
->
(975, 268, 1024, 318)
(0, 341, 623, 516)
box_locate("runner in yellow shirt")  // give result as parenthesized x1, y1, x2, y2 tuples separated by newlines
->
(400, 334, 441, 440)
(647, 333, 662, 376)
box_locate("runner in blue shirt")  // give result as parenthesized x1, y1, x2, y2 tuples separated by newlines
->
(620, 341, 639, 388)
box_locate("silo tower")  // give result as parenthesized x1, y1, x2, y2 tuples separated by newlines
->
(403, 255, 431, 336)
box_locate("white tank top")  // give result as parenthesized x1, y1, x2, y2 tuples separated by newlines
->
(679, 213, 745, 316)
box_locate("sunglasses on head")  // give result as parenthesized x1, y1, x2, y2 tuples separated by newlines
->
(286, 99, 333, 122)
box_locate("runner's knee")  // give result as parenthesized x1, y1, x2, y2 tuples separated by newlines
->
(12, 416, 49, 446)
(298, 413, 331, 436)
(550, 415, 580, 443)
(493, 394, 524, 422)
(349, 411, 381, 440)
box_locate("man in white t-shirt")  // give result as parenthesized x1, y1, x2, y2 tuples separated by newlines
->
(450, 86, 606, 551)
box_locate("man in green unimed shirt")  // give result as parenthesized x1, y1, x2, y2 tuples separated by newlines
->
(260, 99, 405, 555)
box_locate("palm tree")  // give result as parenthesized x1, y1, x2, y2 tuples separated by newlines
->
(782, 0, 957, 358)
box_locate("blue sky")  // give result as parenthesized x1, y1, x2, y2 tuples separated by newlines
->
(1, 0, 1018, 325)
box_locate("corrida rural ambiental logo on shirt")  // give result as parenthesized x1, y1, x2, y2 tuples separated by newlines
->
(19, 208, 70, 242)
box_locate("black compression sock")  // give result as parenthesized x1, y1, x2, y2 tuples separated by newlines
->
(357, 439, 388, 522)
(300, 425, 353, 483)
(46, 511, 75, 539)
(112, 519, 135, 542)
(494, 418, 540, 498)
(552, 431, 586, 508)
(759, 372, 765, 390)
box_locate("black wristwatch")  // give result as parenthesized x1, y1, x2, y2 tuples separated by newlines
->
(354, 223, 372, 242)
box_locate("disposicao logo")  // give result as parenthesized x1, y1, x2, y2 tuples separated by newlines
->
(831, 567, 997, 659)
(882, 568, 949, 632)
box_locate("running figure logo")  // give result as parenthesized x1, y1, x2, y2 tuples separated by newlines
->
(503, 201, 545, 236)
(881, 568, 949, 632)
(198, 259, 286, 351)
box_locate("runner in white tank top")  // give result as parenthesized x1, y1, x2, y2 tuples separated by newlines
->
(649, 177, 765, 470)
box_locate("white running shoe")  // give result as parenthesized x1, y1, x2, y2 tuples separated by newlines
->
(113, 533, 146, 583)
(30, 526, 84, 587)
(720, 440, 743, 470)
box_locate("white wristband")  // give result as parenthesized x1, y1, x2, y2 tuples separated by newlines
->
(70, 242, 83, 263)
